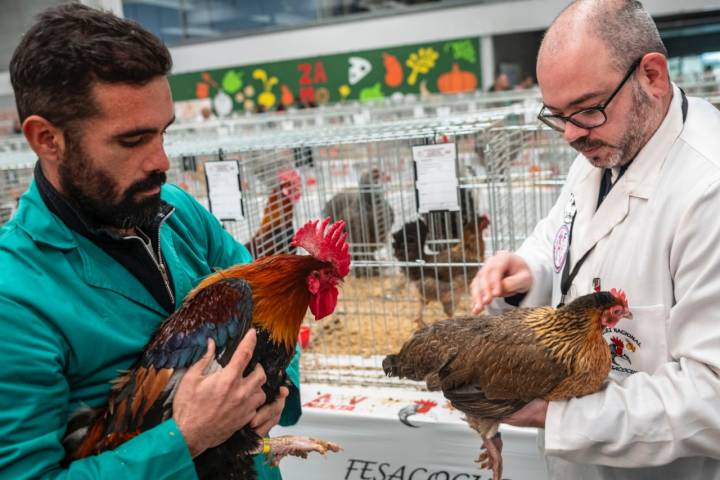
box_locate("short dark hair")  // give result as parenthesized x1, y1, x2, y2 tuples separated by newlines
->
(10, 3, 172, 128)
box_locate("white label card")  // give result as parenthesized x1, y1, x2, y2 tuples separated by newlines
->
(204, 160, 243, 221)
(412, 143, 460, 213)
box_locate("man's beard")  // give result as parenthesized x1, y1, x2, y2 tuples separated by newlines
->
(571, 81, 658, 169)
(58, 134, 166, 230)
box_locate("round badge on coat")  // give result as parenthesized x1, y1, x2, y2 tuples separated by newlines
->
(553, 224, 570, 272)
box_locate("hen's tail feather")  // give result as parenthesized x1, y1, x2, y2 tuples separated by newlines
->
(382, 354, 399, 377)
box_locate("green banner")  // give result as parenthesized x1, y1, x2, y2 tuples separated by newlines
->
(169, 37, 481, 114)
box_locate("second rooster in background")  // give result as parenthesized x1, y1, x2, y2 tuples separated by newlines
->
(245, 168, 302, 258)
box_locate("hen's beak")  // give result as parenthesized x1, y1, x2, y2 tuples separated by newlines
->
(623, 309, 633, 320)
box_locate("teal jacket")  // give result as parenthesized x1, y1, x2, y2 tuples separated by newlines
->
(0, 180, 301, 479)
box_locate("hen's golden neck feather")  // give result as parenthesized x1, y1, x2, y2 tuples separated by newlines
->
(526, 303, 606, 369)
(188, 255, 327, 351)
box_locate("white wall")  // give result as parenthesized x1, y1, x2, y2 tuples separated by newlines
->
(168, 0, 720, 75)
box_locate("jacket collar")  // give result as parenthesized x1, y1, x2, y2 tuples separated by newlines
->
(13, 163, 178, 315)
(14, 172, 77, 250)
(571, 83, 685, 261)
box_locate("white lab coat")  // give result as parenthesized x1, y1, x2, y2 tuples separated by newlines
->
(513, 85, 720, 479)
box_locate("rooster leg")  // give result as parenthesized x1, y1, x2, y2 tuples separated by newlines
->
(249, 435, 342, 467)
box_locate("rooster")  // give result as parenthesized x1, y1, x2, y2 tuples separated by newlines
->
(383, 289, 632, 480)
(392, 215, 490, 327)
(245, 168, 302, 258)
(323, 167, 394, 277)
(63, 218, 349, 480)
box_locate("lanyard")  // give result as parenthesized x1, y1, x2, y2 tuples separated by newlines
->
(557, 88, 688, 308)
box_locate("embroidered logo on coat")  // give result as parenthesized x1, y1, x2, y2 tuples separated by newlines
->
(605, 330, 641, 375)
(609, 336, 631, 366)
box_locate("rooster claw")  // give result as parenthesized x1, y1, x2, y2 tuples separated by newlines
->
(252, 435, 342, 467)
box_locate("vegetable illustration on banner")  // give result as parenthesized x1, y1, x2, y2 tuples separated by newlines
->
(253, 68, 279, 109)
(405, 47, 439, 86)
(444, 39, 477, 63)
(348, 56, 372, 85)
(437, 64, 477, 93)
(170, 36, 481, 115)
(382, 53, 404, 87)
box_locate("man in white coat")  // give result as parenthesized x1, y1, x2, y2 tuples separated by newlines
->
(471, 0, 720, 479)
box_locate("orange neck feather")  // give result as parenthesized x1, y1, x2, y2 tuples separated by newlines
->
(187, 255, 326, 351)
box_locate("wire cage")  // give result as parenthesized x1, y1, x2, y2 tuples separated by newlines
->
(0, 157, 33, 225)
(1, 82, 719, 388)
(0, 113, 575, 386)
(160, 114, 576, 386)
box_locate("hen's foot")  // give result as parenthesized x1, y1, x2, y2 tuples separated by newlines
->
(476, 433, 503, 480)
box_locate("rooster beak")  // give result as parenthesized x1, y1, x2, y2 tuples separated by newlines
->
(623, 309, 633, 320)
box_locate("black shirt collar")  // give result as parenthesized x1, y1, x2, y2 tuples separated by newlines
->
(34, 162, 173, 244)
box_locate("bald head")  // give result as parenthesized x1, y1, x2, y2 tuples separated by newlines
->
(539, 0, 667, 75)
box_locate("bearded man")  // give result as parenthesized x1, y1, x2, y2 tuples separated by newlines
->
(0, 4, 299, 479)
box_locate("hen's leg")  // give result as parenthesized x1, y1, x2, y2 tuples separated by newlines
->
(250, 435, 342, 467)
(478, 432, 503, 480)
(465, 417, 503, 480)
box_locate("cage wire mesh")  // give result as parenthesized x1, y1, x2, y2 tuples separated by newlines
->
(159, 116, 576, 387)
(0, 107, 576, 387)
(0, 80, 718, 387)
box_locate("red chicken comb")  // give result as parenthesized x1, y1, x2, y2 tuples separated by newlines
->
(291, 217, 350, 277)
(610, 288, 629, 309)
(277, 168, 302, 203)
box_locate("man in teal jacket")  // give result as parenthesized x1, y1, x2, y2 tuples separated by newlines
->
(0, 4, 300, 479)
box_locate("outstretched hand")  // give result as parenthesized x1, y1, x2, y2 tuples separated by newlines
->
(471, 251, 533, 314)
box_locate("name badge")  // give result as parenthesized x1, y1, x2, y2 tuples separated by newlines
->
(554, 194, 576, 273)
(553, 224, 570, 272)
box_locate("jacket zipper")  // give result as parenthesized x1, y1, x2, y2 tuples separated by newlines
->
(154, 208, 175, 306)
(126, 207, 176, 307)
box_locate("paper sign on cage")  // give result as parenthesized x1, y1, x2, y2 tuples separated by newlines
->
(204, 160, 243, 221)
(412, 143, 460, 213)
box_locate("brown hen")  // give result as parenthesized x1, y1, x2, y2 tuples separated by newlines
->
(383, 289, 632, 480)
(392, 215, 489, 326)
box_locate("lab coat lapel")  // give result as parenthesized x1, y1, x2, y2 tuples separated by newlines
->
(570, 167, 629, 266)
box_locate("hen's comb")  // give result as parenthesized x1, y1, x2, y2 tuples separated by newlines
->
(291, 217, 350, 277)
(278, 168, 300, 185)
(277, 168, 302, 202)
(610, 288, 629, 309)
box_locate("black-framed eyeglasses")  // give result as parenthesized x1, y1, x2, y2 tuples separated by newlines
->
(537, 58, 642, 133)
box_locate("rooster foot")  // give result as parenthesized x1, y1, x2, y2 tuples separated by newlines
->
(251, 435, 342, 466)
(476, 433, 503, 480)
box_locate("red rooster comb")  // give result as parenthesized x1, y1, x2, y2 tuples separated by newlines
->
(610, 288, 629, 309)
(291, 218, 350, 277)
